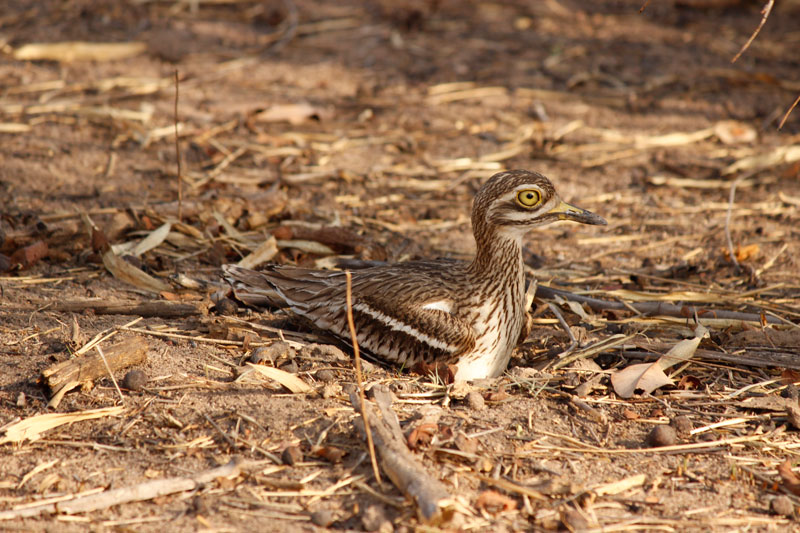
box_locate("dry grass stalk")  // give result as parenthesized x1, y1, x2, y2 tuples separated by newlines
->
(344, 270, 382, 485)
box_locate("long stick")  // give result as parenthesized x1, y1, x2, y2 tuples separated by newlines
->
(344, 271, 381, 484)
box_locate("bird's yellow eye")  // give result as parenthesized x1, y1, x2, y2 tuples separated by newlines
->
(516, 189, 541, 207)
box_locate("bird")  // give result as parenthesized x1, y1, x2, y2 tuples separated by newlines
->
(223, 169, 606, 382)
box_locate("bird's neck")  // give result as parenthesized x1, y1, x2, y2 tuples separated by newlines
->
(468, 223, 525, 288)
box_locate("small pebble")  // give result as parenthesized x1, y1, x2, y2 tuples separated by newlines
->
(308, 343, 348, 362)
(16, 392, 26, 408)
(249, 346, 271, 364)
(322, 382, 341, 399)
(782, 384, 799, 401)
(282, 445, 303, 466)
(214, 297, 239, 316)
(771, 495, 794, 516)
(670, 415, 693, 437)
(279, 360, 299, 374)
(310, 509, 335, 527)
(465, 391, 485, 411)
(315, 369, 336, 382)
(561, 509, 590, 531)
(361, 505, 392, 533)
(122, 369, 148, 391)
(645, 425, 678, 447)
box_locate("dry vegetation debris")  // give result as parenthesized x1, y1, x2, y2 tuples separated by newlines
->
(2, 0, 800, 531)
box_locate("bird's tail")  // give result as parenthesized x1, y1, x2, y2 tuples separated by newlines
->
(222, 264, 287, 308)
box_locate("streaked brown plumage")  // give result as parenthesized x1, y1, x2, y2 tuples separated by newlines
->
(224, 170, 606, 381)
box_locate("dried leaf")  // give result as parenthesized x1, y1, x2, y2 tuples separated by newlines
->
(14, 42, 146, 62)
(102, 248, 170, 293)
(611, 363, 672, 399)
(475, 490, 516, 514)
(713, 120, 757, 145)
(9, 241, 48, 269)
(0, 406, 125, 445)
(246, 363, 311, 394)
(611, 325, 707, 398)
(781, 369, 800, 384)
(658, 325, 708, 370)
(238, 235, 278, 269)
(723, 145, 800, 175)
(254, 103, 324, 125)
(777, 459, 800, 496)
(132, 222, 172, 256)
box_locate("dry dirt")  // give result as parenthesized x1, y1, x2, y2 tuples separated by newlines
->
(2, 1, 800, 531)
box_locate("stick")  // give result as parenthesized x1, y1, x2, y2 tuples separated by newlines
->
(731, 0, 774, 63)
(174, 69, 182, 222)
(41, 337, 148, 407)
(725, 174, 749, 272)
(17, 300, 201, 318)
(96, 345, 125, 405)
(347, 385, 453, 523)
(0, 459, 241, 520)
(778, 93, 800, 130)
(344, 271, 381, 485)
(534, 285, 784, 325)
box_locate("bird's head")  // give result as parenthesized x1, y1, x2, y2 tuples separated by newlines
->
(474, 170, 606, 237)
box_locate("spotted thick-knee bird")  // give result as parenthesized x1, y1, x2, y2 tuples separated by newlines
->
(224, 169, 606, 381)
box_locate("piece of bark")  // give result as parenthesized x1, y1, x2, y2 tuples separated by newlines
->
(348, 385, 453, 524)
(41, 337, 149, 403)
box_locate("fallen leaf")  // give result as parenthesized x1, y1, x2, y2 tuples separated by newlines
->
(311, 445, 346, 463)
(247, 363, 311, 394)
(0, 406, 125, 445)
(781, 369, 800, 384)
(714, 120, 757, 145)
(475, 490, 516, 514)
(611, 325, 707, 398)
(778, 459, 800, 496)
(237, 235, 278, 269)
(9, 241, 48, 269)
(676, 375, 701, 390)
(14, 41, 146, 62)
(254, 103, 325, 125)
(102, 248, 170, 293)
(407, 423, 438, 450)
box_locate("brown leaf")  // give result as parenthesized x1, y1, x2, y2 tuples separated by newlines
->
(312, 445, 346, 463)
(254, 103, 328, 125)
(407, 423, 438, 450)
(676, 375, 701, 390)
(9, 241, 48, 269)
(622, 409, 640, 420)
(454, 432, 478, 454)
(781, 369, 800, 385)
(475, 490, 516, 514)
(777, 459, 800, 496)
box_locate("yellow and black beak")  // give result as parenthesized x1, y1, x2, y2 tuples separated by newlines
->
(547, 200, 607, 226)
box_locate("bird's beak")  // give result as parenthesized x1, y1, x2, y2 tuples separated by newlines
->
(548, 200, 607, 226)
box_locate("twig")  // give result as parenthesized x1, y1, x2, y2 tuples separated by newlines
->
(96, 345, 125, 405)
(725, 174, 749, 272)
(548, 302, 577, 354)
(344, 271, 381, 485)
(0, 459, 242, 520)
(174, 69, 182, 222)
(731, 0, 774, 63)
(778, 93, 800, 130)
(535, 285, 784, 325)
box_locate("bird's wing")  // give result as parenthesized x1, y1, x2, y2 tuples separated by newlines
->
(223, 264, 476, 367)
